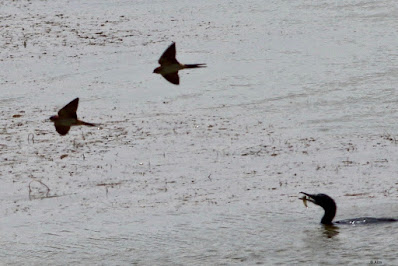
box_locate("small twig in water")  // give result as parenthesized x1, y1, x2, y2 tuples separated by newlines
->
(28, 179, 50, 200)
(28, 133, 35, 144)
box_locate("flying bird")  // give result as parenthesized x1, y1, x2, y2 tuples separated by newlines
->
(153, 42, 206, 85)
(49, 98, 96, 135)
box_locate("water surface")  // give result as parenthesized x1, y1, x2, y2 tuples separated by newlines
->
(0, 0, 397, 264)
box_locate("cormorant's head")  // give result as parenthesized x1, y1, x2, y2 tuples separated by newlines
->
(300, 192, 337, 225)
(300, 192, 336, 208)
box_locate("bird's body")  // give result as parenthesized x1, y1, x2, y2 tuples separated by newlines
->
(50, 98, 96, 135)
(154, 64, 184, 76)
(300, 192, 397, 225)
(153, 42, 206, 85)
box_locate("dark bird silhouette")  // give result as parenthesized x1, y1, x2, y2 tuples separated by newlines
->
(300, 192, 397, 225)
(153, 42, 206, 85)
(49, 98, 96, 135)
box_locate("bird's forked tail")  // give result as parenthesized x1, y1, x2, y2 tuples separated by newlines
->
(184, 64, 206, 69)
(78, 120, 97, 127)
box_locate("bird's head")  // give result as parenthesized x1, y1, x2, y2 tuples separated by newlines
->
(153, 67, 161, 74)
(49, 115, 58, 122)
(300, 192, 337, 224)
(300, 192, 335, 209)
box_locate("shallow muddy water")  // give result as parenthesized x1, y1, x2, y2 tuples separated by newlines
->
(1, 0, 397, 265)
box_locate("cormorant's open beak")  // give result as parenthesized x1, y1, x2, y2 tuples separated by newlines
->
(299, 192, 317, 206)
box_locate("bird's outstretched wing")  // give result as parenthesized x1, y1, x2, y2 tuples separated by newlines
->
(158, 42, 179, 66)
(162, 73, 180, 85)
(55, 125, 71, 135)
(58, 98, 79, 119)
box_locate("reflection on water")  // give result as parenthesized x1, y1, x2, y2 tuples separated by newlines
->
(323, 225, 340, 239)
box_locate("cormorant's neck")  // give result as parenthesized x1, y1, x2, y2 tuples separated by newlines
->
(321, 203, 336, 225)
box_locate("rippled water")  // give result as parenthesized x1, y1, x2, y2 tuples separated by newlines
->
(0, 0, 397, 265)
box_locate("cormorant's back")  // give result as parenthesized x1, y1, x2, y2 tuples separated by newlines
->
(335, 217, 397, 225)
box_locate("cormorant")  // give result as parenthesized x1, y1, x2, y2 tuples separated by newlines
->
(300, 192, 397, 225)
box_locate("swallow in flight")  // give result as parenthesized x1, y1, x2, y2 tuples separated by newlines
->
(153, 42, 206, 85)
(49, 98, 96, 135)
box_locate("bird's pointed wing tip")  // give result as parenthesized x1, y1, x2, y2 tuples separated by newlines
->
(55, 125, 71, 135)
(162, 73, 180, 85)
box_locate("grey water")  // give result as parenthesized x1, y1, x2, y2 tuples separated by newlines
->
(0, 0, 397, 265)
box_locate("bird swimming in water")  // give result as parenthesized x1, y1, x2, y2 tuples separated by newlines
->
(300, 192, 397, 225)
(50, 98, 96, 135)
(153, 42, 206, 85)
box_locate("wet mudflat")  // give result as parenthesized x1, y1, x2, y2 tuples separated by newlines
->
(0, 0, 397, 264)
